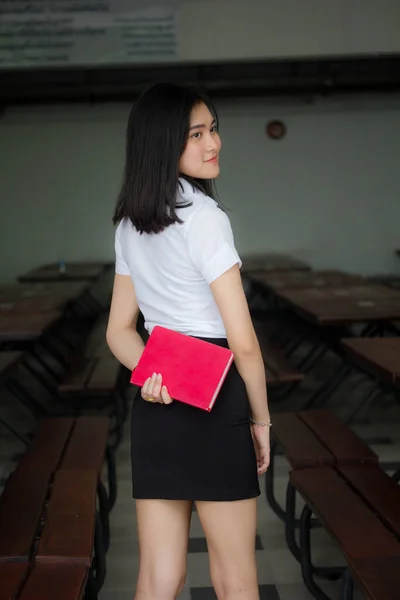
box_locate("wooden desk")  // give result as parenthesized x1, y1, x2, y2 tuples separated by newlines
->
(0, 281, 88, 302)
(18, 262, 105, 283)
(249, 269, 365, 292)
(0, 282, 88, 314)
(0, 311, 61, 343)
(276, 285, 400, 326)
(341, 338, 400, 387)
(241, 253, 310, 274)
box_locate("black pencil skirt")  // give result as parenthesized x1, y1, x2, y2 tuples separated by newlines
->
(130, 337, 260, 501)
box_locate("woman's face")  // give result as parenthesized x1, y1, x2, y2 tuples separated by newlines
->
(179, 102, 221, 179)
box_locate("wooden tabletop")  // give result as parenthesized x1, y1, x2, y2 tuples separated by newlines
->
(241, 253, 311, 274)
(249, 269, 365, 291)
(18, 262, 105, 283)
(341, 338, 400, 386)
(0, 282, 88, 314)
(277, 284, 400, 326)
(0, 312, 61, 343)
(0, 281, 88, 300)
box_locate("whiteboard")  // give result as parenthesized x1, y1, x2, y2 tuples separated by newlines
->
(0, 1, 178, 68)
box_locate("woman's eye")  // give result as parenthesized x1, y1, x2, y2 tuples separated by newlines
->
(191, 132, 202, 139)
(211, 125, 218, 133)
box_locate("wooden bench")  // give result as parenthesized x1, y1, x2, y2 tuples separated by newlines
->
(60, 416, 116, 551)
(290, 464, 400, 600)
(0, 416, 111, 597)
(58, 317, 127, 447)
(256, 323, 305, 388)
(266, 410, 378, 523)
(0, 562, 29, 600)
(19, 563, 89, 600)
(36, 469, 98, 564)
(349, 555, 400, 600)
(35, 468, 105, 593)
(0, 418, 74, 562)
(58, 355, 125, 448)
(0, 563, 90, 600)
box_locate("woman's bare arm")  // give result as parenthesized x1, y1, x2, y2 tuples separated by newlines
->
(210, 265, 270, 423)
(106, 274, 145, 371)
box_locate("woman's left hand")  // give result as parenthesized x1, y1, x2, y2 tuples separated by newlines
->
(250, 423, 270, 475)
(141, 372, 173, 404)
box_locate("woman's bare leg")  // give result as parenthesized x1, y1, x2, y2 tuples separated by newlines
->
(196, 498, 259, 600)
(135, 499, 192, 600)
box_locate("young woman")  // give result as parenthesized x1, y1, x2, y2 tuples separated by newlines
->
(106, 82, 270, 600)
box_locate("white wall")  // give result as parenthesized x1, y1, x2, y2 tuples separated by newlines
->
(0, 94, 400, 283)
(179, 0, 400, 61)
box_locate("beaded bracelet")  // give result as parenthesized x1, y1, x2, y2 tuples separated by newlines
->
(249, 417, 272, 428)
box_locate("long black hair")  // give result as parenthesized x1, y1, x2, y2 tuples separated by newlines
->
(113, 82, 219, 234)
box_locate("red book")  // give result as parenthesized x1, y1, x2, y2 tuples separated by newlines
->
(130, 325, 234, 411)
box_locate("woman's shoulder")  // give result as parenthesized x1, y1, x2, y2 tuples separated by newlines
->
(115, 217, 135, 245)
(177, 178, 226, 227)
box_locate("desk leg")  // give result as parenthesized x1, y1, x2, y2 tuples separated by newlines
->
(0, 415, 29, 444)
(343, 382, 382, 424)
(297, 344, 328, 374)
(5, 378, 48, 417)
(302, 363, 353, 412)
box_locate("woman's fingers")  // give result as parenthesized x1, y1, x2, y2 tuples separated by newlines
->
(161, 385, 173, 404)
(141, 373, 171, 404)
(141, 376, 151, 400)
(152, 373, 162, 401)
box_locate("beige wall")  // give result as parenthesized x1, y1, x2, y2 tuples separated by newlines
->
(178, 0, 400, 61)
(0, 94, 399, 283)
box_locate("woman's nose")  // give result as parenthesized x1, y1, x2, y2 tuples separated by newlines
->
(206, 133, 218, 150)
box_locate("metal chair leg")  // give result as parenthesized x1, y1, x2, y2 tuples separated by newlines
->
(85, 570, 98, 600)
(340, 568, 354, 600)
(97, 481, 110, 552)
(265, 441, 286, 521)
(93, 511, 106, 591)
(285, 480, 302, 561)
(106, 446, 117, 510)
(299, 505, 332, 600)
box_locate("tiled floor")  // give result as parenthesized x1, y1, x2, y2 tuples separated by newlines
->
(96, 398, 400, 600)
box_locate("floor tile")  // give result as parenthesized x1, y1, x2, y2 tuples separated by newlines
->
(379, 461, 400, 473)
(190, 585, 279, 600)
(188, 535, 263, 553)
(187, 552, 274, 588)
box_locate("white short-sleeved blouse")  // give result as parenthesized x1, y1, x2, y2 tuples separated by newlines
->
(115, 178, 242, 338)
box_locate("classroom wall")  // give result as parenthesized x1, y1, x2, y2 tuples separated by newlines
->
(0, 94, 399, 283)
(179, 0, 400, 61)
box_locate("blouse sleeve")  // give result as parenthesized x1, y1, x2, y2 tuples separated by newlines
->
(185, 204, 242, 284)
(114, 222, 130, 276)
